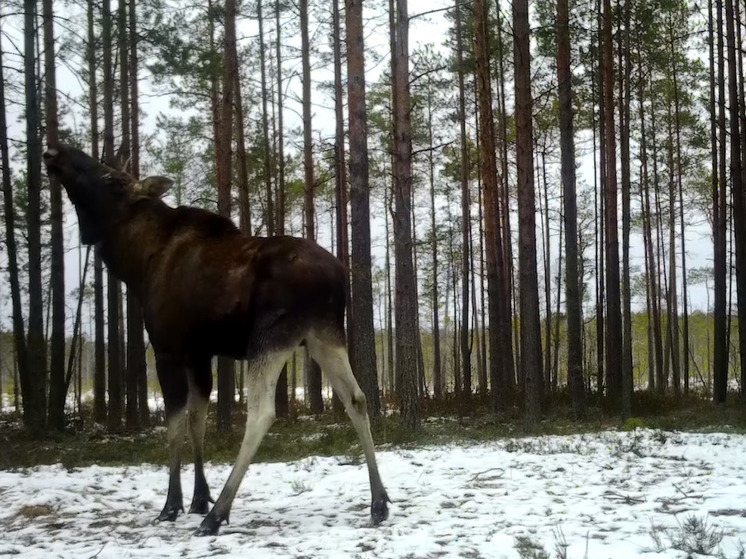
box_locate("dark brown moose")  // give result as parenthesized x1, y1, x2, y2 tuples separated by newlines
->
(43, 144, 389, 536)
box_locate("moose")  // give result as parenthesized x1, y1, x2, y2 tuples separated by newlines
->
(43, 144, 389, 536)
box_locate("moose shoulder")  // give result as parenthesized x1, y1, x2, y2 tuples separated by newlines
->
(43, 144, 389, 536)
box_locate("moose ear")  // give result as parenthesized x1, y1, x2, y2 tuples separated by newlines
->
(134, 176, 173, 198)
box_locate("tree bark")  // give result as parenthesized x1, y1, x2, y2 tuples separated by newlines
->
(346, 0, 381, 418)
(603, 0, 623, 409)
(619, 0, 633, 417)
(557, 0, 585, 416)
(299, 0, 323, 415)
(0, 30, 30, 425)
(514, 0, 543, 428)
(392, 0, 419, 430)
(23, 0, 47, 435)
(455, 0, 471, 407)
(725, 0, 746, 405)
(711, 0, 727, 403)
(44, 0, 67, 431)
(216, 0, 237, 433)
(473, 0, 509, 412)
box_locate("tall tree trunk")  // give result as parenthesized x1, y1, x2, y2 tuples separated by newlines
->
(275, 0, 285, 235)
(87, 0, 106, 424)
(670, 23, 689, 396)
(331, 0, 347, 416)
(346, 0, 381, 417)
(0, 30, 30, 423)
(44, 0, 66, 431)
(392, 0, 419, 429)
(637, 54, 664, 395)
(712, 0, 727, 403)
(455, 2, 471, 407)
(724, 0, 746, 404)
(118, 0, 139, 430)
(102, 0, 123, 432)
(666, 98, 681, 397)
(427, 70, 442, 400)
(216, 0, 237, 433)
(514, 0, 543, 427)
(300, 0, 323, 415)
(557, 0, 584, 416)
(602, 0, 623, 409)
(541, 148, 552, 392)
(619, 0, 633, 417)
(257, 0, 274, 237)
(272, 0, 289, 417)
(23, 0, 47, 435)
(495, 0, 516, 390)
(473, 0, 509, 412)
(129, 0, 149, 426)
(594, 0, 606, 396)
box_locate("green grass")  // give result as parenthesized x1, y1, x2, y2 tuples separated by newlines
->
(1, 391, 745, 471)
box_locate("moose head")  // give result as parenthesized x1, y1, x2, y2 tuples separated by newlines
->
(43, 144, 172, 244)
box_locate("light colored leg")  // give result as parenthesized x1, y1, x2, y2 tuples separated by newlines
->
(187, 392, 212, 514)
(158, 407, 187, 521)
(307, 332, 390, 523)
(196, 350, 291, 535)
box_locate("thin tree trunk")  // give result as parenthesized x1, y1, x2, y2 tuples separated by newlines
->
(455, 2, 470, 407)
(216, 0, 237, 433)
(331, 0, 348, 414)
(392, 0, 419, 429)
(427, 69, 443, 400)
(603, 0, 623, 409)
(725, 0, 746, 404)
(128, 0, 149, 426)
(23, 0, 47, 435)
(0, 30, 30, 423)
(666, 97, 681, 397)
(638, 56, 664, 395)
(712, 0, 727, 403)
(514, 0, 543, 427)
(620, 0, 633, 416)
(43, 0, 66, 431)
(473, 0, 509, 412)
(594, 0, 605, 395)
(495, 0, 517, 390)
(346, 0, 381, 417)
(300, 0, 323, 415)
(102, 0, 123, 432)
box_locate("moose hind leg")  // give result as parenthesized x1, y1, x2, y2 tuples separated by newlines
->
(196, 349, 291, 536)
(188, 363, 213, 514)
(307, 332, 390, 524)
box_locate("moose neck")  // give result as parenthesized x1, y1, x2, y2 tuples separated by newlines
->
(98, 199, 169, 299)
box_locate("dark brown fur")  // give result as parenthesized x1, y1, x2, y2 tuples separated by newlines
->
(43, 144, 388, 536)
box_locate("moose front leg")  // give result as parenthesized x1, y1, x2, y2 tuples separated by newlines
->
(155, 353, 189, 522)
(196, 350, 291, 536)
(187, 363, 213, 515)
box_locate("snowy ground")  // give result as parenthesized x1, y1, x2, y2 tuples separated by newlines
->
(1, 430, 745, 558)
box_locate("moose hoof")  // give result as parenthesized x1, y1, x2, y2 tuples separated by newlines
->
(156, 504, 183, 522)
(195, 511, 226, 537)
(189, 495, 214, 515)
(371, 498, 389, 525)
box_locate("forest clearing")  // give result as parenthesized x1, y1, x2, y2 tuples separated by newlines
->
(4, 0, 746, 553)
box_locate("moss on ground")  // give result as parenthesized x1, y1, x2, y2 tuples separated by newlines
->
(1, 391, 745, 470)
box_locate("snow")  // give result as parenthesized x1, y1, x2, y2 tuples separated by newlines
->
(1, 430, 745, 558)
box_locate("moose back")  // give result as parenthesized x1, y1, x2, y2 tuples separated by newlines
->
(43, 144, 389, 536)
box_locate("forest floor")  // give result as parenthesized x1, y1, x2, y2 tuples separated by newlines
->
(1, 429, 746, 558)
